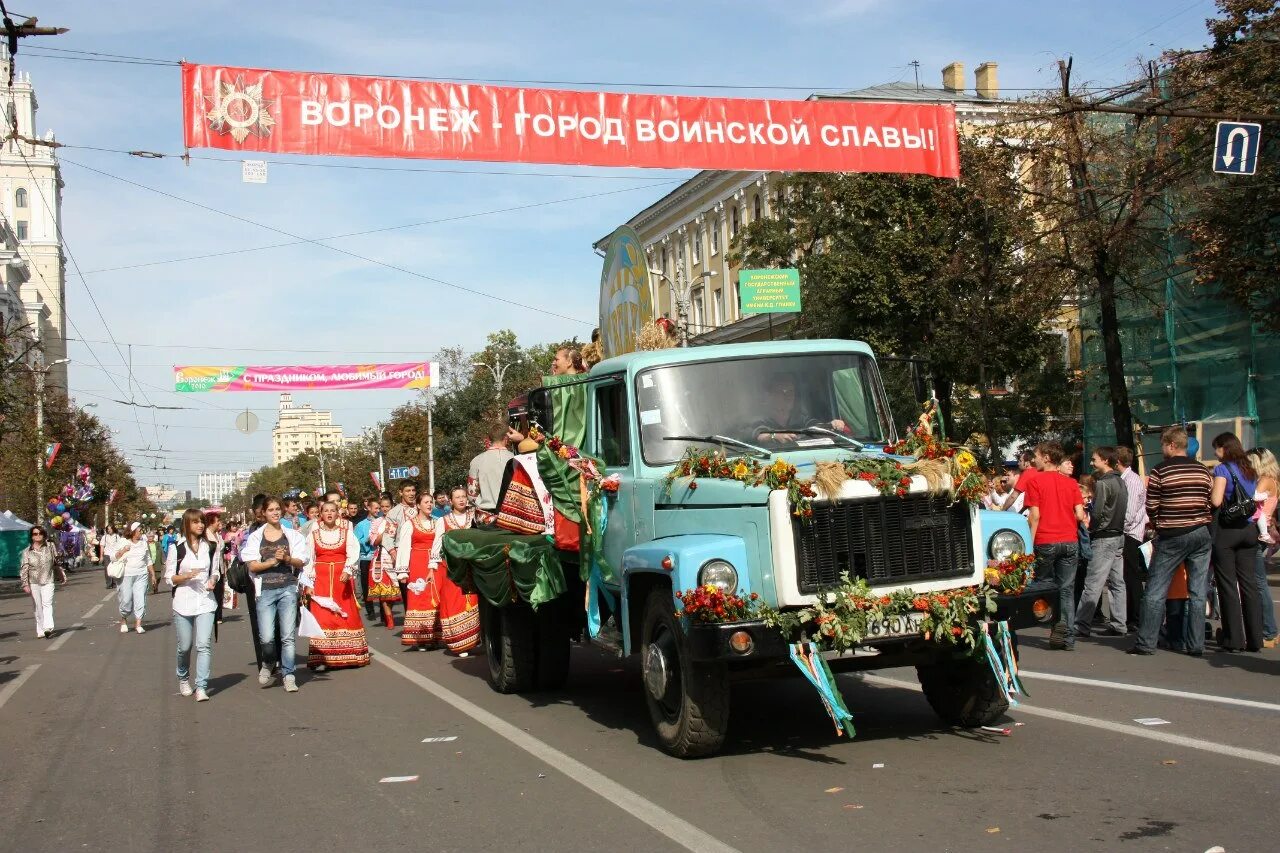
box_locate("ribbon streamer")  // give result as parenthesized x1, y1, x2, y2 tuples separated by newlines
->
(789, 642, 855, 738)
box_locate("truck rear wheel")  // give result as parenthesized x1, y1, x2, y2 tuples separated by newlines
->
(640, 588, 729, 758)
(482, 599, 537, 694)
(916, 658, 1009, 728)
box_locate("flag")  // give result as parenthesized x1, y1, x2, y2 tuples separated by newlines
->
(44, 442, 61, 470)
(369, 472, 382, 491)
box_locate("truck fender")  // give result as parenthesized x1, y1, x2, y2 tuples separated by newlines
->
(979, 509, 1032, 560)
(620, 534, 751, 655)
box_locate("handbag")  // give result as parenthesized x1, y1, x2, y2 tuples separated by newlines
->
(1218, 464, 1257, 527)
(107, 558, 126, 580)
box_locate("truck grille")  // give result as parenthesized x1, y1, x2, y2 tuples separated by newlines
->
(792, 494, 974, 593)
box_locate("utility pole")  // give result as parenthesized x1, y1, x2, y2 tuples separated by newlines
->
(318, 445, 327, 493)
(375, 427, 387, 494)
(473, 357, 519, 403)
(0, 5, 70, 86)
(425, 391, 436, 495)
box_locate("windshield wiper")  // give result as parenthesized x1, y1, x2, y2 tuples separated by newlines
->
(663, 434, 771, 458)
(794, 426, 865, 451)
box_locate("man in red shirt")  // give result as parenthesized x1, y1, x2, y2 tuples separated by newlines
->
(1024, 441, 1087, 650)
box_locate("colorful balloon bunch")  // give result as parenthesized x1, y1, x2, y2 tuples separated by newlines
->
(47, 464, 96, 527)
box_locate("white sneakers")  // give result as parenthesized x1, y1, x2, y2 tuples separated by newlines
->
(179, 680, 193, 697)
(119, 624, 129, 633)
(283, 675, 298, 693)
(195, 689, 209, 702)
(135, 625, 145, 634)
(258, 665, 273, 687)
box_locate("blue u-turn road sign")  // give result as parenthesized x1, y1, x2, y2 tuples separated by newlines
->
(1213, 121, 1261, 176)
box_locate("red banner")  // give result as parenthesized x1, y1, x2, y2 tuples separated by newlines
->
(181, 63, 959, 177)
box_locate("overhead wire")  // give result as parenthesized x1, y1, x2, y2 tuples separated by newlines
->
(60, 157, 600, 325)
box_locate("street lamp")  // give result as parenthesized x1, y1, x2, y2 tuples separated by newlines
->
(473, 357, 521, 403)
(32, 356, 70, 524)
(422, 390, 436, 495)
(648, 266, 717, 348)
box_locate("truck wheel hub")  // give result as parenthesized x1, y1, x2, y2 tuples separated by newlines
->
(643, 642, 670, 700)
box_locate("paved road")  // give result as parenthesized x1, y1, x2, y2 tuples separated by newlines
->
(2, 568, 1277, 853)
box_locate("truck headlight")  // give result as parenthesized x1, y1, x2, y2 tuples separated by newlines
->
(698, 559, 738, 594)
(988, 529, 1025, 562)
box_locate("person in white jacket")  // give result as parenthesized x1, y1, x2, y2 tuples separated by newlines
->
(240, 497, 310, 693)
(165, 509, 223, 701)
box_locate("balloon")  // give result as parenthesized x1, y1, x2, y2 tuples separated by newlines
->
(55, 502, 65, 513)
(61, 511, 71, 520)
(50, 516, 62, 526)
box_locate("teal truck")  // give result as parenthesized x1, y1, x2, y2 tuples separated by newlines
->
(462, 339, 1053, 758)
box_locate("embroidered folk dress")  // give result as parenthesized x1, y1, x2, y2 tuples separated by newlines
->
(398, 516, 439, 648)
(304, 524, 370, 669)
(429, 511, 481, 654)
(365, 516, 401, 604)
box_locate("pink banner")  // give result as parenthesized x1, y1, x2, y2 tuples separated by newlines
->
(174, 362, 436, 392)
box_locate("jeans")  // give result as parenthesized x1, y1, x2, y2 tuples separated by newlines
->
(30, 581, 55, 636)
(118, 574, 148, 621)
(175, 611, 214, 691)
(1075, 535, 1126, 633)
(1257, 547, 1278, 640)
(255, 585, 298, 676)
(1035, 542, 1079, 645)
(1136, 526, 1212, 653)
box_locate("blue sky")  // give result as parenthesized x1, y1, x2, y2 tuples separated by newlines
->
(21, 0, 1220, 492)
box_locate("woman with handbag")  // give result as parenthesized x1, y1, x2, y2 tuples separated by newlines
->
(1210, 432, 1263, 652)
(116, 522, 153, 634)
(165, 509, 222, 701)
(20, 526, 65, 638)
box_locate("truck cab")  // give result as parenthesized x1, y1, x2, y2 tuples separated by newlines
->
(493, 339, 1050, 757)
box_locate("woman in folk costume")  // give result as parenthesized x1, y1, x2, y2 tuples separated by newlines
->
(427, 486, 481, 656)
(366, 494, 401, 628)
(301, 499, 369, 671)
(395, 491, 441, 649)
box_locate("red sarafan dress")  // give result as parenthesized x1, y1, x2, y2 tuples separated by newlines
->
(401, 517, 439, 648)
(306, 525, 370, 669)
(433, 512, 480, 655)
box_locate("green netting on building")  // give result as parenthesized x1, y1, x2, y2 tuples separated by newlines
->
(1081, 258, 1279, 462)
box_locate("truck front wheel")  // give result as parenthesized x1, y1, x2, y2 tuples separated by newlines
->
(640, 589, 730, 758)
(482, 599, 537, 694)
(916, 657, 1009, 728)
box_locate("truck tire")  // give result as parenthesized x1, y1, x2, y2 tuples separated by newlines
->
(482, 599, 537, 694)
(916, 657, 1009, 728)
(536, 598, 572, 690)
(640, 588, 730, 758)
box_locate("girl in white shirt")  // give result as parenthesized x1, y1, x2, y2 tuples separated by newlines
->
(165, 509, 223, 701)
(116, 523, 153, 634)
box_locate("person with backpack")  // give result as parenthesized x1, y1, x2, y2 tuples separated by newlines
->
(165, 509, 222, 702)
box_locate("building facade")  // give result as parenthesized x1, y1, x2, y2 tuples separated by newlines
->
(0, 217, 34, 339)
(140, 484, 190, 513)
(593, 61, 1012, 345)
(197, 470, 252, 506)
(0, 54, 67, 389)
(271, 393, 344, 466)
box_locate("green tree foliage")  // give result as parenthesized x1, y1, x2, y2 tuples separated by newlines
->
(1175, 0, 1280, 332)
(735, 137, 1074, 455)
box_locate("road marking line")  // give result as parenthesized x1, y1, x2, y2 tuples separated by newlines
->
(375, 654, 741, 853)
(858, 674, 1280, 768)
(0, 665, 40, 711)
(47, 592, 117, 652)
(1020, 670, 1280, 713)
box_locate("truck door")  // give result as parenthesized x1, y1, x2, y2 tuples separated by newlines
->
(590, 374, 633, 593)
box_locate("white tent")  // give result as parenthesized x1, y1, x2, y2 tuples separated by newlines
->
(0, 510, 33, 530)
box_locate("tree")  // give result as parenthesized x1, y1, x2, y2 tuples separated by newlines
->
(735, 137, 1072, 451)
(1174, 0, 1280, 332)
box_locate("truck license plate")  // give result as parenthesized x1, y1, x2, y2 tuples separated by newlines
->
(866, 613, 925, 640)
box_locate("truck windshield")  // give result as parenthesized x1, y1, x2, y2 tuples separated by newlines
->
(636, 353, 891, 465)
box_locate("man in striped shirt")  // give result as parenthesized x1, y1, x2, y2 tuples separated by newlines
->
(1131, 426, 1214, 656)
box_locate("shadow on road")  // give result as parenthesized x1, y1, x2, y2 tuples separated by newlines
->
(206, 672, 248, 693)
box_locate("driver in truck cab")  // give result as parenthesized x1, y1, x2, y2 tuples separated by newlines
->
(750, 373, 850, 446)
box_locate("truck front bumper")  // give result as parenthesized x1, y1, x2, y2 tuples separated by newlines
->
(686, 582, 1058, 664)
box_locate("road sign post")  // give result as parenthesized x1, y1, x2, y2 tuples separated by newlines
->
(1213, 121, 1261, 176)
(388, 465, 420, 482)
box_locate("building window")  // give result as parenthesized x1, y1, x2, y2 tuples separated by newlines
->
(712, 288, 724, 327)
(753, 194, 762, 222)
(660, 246, 667, 275)
(710, 217, 720, 255)
(690, 228, 700, 265)
(16, 221, 27, 240)
(15, 188, 26, 208)
(730, 205, 739, 237)
(691, 286, 705, 332)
